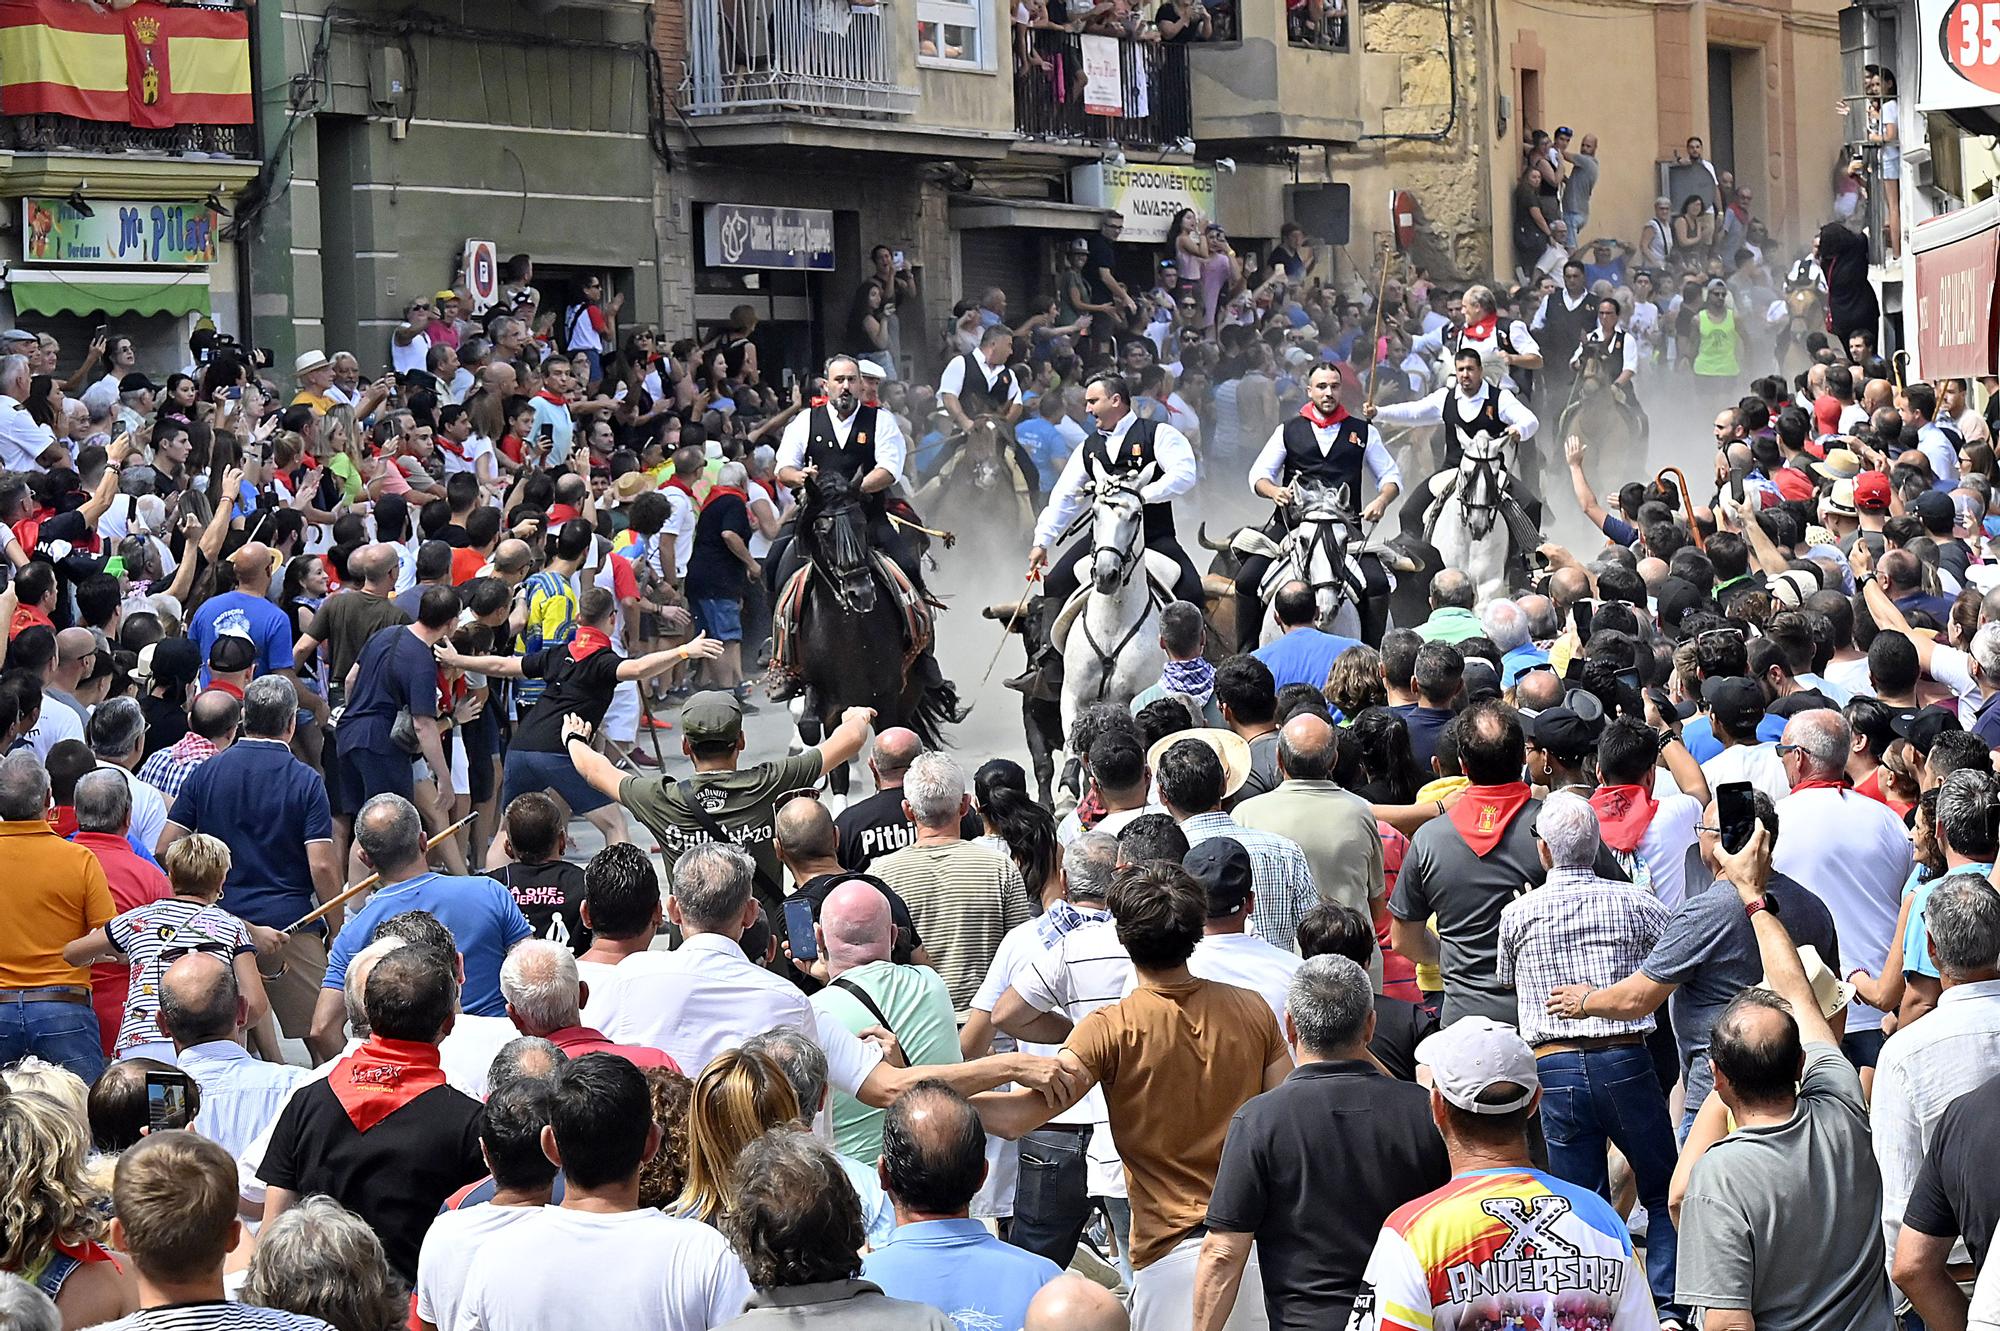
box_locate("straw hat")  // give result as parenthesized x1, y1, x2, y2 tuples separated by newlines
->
(1146, 728, 1252, 800)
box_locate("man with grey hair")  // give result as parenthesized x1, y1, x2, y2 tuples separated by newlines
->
(499, 938, 676, 1069)
(741, 1026, 897, 1248)
(1197, 954, 1448, 1331)
(0, 750, 115, 1080)
(0, 351, 58, 471)
(589, 842, 1069, 1114)
(0, 1274, 59, 1331)
(1773, 706, 1914, 1064)
(1485, 597, 1551, 684)
(310, 792, 531, 1051)
(836, 725, 956, 872)
(1877, 868, 2000, 1296)
(1495, 791, 1682, 1321)
(874, 752, 1034, 1012)
(72, 765, 169, 1056)
(809, 880, 959, 1164)
(160, 949, 308, 1163)
(87, 696, 169, 854)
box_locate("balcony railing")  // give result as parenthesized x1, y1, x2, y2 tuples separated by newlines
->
(1013, 31, 1192, 151)
(0, 114, 255, 159)
(1288, 0, 1348, 51)
(679, 0, 918, 118)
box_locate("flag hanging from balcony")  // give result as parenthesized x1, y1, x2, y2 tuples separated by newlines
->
(0, 0, 251, 127)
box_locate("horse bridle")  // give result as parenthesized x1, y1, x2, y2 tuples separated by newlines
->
(1456, 435, 1509, 537)
(805, 483, 875, 615)
(1079, 479, 1162, 700)
(1089, 482, 1149, 592)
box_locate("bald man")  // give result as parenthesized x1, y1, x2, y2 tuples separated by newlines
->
(45, 627, 100, 723)
(809, 879, 960, 1163)
(187, 541, 297, 693)
(1026, 1275, 1130, 1331)
(159, 949, 307, 1163)
(835, 728, 976, 871)
(775, 797, 932, 969)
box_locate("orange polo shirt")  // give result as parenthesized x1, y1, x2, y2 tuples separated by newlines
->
(0, 821, 115, 990)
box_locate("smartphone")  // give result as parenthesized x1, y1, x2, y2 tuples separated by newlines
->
(1716, 780, 1758, 855)
(1573, 598, 1595, 642)
(227, 385, 243, 400)
(1728, 463, 1747, 505)
(782, 897, 818, 961)
(781, 368, 796, 394)
(94, 323, 108, 340)
(145, 1070, 193, 1131)
(537, 422, 555, 450)
(893, 250, 907, 272)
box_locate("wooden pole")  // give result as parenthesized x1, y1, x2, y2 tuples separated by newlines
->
(1363, 242, 1395, 405)
(283, 813, 477, 934)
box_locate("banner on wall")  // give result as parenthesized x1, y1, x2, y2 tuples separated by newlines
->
(701, 203, 836, 271)
(1912, 199, 2000, 378)
(1069, 161, 1218, 244)
(0, 0, 252, 127)
(1080, 34, 1123, 117)
(22, 198, 219, 265)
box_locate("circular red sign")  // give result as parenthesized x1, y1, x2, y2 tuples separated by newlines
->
(1945, 0, 2000, 94)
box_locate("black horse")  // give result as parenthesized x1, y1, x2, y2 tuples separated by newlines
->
(791, 470, 961, 793)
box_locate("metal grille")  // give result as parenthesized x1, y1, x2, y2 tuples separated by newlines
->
(0, 115, 254, 159)
(679, 0, 919, 117)
(1012, 31, 1191, 151)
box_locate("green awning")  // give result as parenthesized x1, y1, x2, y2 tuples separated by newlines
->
(6, 268, 212, 319)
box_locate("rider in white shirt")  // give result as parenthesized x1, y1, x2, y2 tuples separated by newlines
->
(1369, 347, 1542, 550)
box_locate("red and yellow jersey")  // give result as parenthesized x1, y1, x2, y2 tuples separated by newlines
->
(1347, 1169, 1658, 1331)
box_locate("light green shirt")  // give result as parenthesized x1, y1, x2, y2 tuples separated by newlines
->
(810, 959, 962, 1163)
(1415, 605, 1483, 644)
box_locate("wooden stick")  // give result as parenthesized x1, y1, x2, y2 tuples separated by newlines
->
(638, 681, 668, 768)
(1363, 243, 1395, 405)
(284, 813, 478, 934)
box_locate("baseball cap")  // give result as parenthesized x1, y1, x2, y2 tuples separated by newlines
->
(1183, 839, 1254, 919)
(1415, 1016, 1540, 1114)
(434, 289, 460, 304)
(1702, 675, 1767, 736)
(1705, 278, 1729, 295)
(1654, 576, 1707, 638)
(137, 638, 200, 689)
(1913, 489, 1956, 533)
(118, 372, 162, 394)
(1854, 471, 1891, 512)
(679, 690, 744, 744)
(207, 633, 257, 675)
(1522, 705, 1598, 756)
(1891, 704, 1962, 756)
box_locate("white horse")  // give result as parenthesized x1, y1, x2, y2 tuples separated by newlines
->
(1053, 462, 1170, 739)
(1248, 477, 1365, 645)
(1424, 429, 1516, 605)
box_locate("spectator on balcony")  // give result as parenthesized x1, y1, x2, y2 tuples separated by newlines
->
(1268, 224, 1312, 282)
(851, 282, 897, 374)
(1155, 0, 1213, 41)
(1866, 64, 1901, 259)
(1085, 214, 1140, 330)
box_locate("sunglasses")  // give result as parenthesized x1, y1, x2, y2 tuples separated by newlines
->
(160, 940, 233, 965)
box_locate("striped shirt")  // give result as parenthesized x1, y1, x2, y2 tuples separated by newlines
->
(1180, 811, 1318, 952)
(871, 840, 1035, 1013)
(1497, 865, 1670, 1044)
(92, 1303, 333, 1330)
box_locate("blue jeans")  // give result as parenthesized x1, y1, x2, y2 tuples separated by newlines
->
(1537, 1044, 1683, 1321)
(0, 998, 105, 1084)
(1009, 1125, 1093, 1267)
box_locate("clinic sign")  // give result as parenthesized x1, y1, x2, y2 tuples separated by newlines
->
(1069, 162, 1218, 244)
(23, 198, 218, 264)
(701, 203, 835, 271)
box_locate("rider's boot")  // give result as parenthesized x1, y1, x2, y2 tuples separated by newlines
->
(1236, 593, 1266, 655)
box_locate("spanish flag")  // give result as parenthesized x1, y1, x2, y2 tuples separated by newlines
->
(0, 0, 251, 128)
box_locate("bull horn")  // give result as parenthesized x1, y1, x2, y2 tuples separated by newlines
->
(1196, 523, 1233, 553)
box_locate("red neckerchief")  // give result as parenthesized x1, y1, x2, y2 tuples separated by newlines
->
(1790, 775, 1851, 795)
(329, 1035, 448, 1132)
(704, 485, 749, 509)
(1301, 400, 1350, 428)
(810, 395, 830, 407)
(570, 624, 615, 661)
(1075, 786, 1108, 830)
(1463, 313, 1499, 342)
(534, 389, 568, 408)
(208, 680, 245, 700)
(48, 805, 77, 838)
(1588, 784, 1659, 855)
(1447, 782, 1534, 857)
(435, 432, 469, 459)
(664, 476, 700, 500)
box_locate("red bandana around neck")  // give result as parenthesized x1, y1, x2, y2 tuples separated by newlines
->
(570, 624, 615, 661)
(703, 485, 749, 509)
(664, 475, 700, 498)
(534, 389, 568, 408)
(1588, 784, 1659, 855)
(1789, 775, 1851, 795)
(1301, 401, 1349, 428)
(328, 1036, 447, 1132)
(1463, 313, 1499, 342)
(1448, 782, 1534, 858)
(434, 432, 468, 459)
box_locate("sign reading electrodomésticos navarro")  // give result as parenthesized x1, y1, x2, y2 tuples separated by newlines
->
(1069, 162, 1219, 244)
(1918, 0, 2000, 109)
(701, 204, 836, 271)
(22, 198, 219, 265)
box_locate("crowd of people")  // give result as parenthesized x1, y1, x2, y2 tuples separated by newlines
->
(2, 148, 2000, 1331)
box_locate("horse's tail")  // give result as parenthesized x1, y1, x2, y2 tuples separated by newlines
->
(909, 673, 964, 749)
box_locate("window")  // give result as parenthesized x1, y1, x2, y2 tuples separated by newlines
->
(918, 0, 986, 67)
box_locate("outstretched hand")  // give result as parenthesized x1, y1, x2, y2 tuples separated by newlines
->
(678, 632, 725, 663)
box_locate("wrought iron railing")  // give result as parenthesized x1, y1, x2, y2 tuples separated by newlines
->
(0, 114, 255, 158)
(679, 0, 918, 117)
(1013, 31, 1192, 151)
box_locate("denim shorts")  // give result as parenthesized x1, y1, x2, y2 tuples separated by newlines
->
(500, 746, 613, 815)
(693, 597, 743, 642)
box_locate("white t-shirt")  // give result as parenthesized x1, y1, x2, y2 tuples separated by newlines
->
(1177, 931, 1300, 1031)
(1773, 787, 1914, 1033)
(1700, 742, 1792, 802)
(663, 487, 697, 579)
(1637, 790, 1704, 910)
(25, 688, 85, 762)
(1824, 654, 1875, 699)
(417, 1202, 542, 1331)
(391, 330, 432, 376)
(455, 1205, 752, 1331)
(441, 434, 496, 480)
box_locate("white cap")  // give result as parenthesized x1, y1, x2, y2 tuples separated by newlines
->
(857, 358, 888, 379)
(1416, 1016, 1540, 1114)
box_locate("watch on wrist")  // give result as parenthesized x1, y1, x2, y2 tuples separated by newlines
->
(1744, 895, 1777, 919)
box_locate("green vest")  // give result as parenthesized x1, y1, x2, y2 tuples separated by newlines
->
(1693, 306, 1739, 377)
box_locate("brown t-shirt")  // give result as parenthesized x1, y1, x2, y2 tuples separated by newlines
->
(1064, 976, 1287, 1269)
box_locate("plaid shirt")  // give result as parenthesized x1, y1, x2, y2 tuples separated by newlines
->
(136, 732, 219, 803)
(1181, 810, 1318, 951)
(1497, 865, 1670, 1045)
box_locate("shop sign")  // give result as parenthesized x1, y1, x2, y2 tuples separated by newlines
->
(1069, 161, 1218, 244)
(22, 197, 218, 265)
(702, 204, 836, 271)
(1913, 206, 2000, 377)
(1920, 0, 2000, 109)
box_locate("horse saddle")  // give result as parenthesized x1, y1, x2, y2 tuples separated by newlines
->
(1048, 550, 1182, 653)
(775, 551, 935, 665)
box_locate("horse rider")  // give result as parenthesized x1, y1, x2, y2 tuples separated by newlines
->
(1571, 294, 1640, 410)
(1531, 259, 1594, 411)
(1369, 346, 1542, 554)
(1409, 283, 1543, 397)
(1234, 361, 1401, 649)
(1007, 371, 1201, 691)
(939, 324, 1024, 431)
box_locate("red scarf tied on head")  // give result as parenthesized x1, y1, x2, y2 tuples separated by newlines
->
(1301, 400, 1349, 429)
(328, 1036, 448, 1132)
(1463, 313, 1500, 342)
(1447, 782, 1534, 858)
(570, 625, 615, 661)
(1588, 784, 1658, 855)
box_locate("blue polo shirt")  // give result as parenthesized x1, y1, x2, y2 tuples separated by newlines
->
(323, 871, 532, 1017)
(1253, 626, 1363, 691)
(168, 737, 333, 930)
(861, 1218, 1061, 1331)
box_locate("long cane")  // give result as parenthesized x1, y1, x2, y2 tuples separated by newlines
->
(1658, 466, 1702, 550)
(283, 813, 478, 934)
(1363, 243, 1395, 406)
(637, 682, 668, 768)
(976, 568, 1043, 691)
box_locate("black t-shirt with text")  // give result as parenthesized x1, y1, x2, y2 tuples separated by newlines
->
(493, 858, 592, 954)
(835, 787, 984, 872)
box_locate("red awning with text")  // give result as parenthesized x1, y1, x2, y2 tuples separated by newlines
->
(1914, 202, 2000, 380)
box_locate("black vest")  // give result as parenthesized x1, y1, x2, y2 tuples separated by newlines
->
(804, 404, 878, 481)
(954, 353, 1013, 416)
(1441, 386, 1506, 469)
(1279, 414, 1366, 501)
(1080, 415, 1175, 541)
(1539, 291, 1593, 367)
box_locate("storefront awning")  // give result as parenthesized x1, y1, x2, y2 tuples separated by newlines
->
(1912, 198, 2000, 380)
(948, 198, 1107, 232)
(4, 267, 211, 318)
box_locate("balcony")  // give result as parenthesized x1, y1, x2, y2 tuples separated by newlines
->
(0, 115, 255, 160)
(678, 0, 919, 118)
(1013, 32, 1193, 153)
(1186, 0, 1364, 146)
